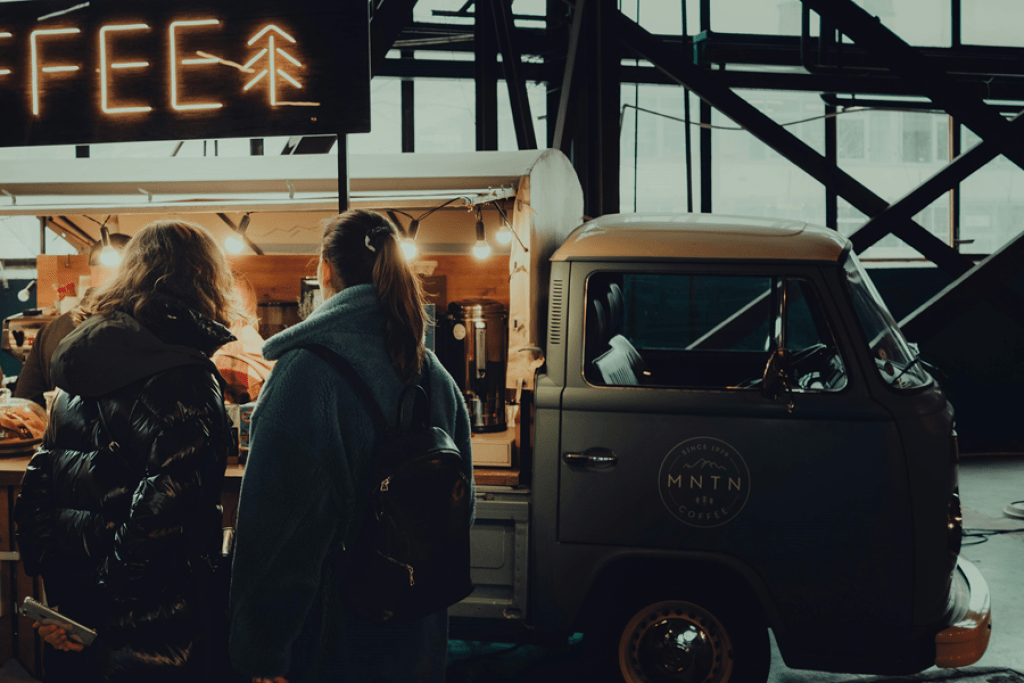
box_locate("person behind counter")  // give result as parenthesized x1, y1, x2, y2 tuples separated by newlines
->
(14, 220, 241, 683)
(213, 273, 275, 403)
(228, 209, 474, 683)
(13, 234, 130, 407)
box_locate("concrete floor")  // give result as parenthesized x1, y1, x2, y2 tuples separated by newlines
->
(448, 455, 1024, 683)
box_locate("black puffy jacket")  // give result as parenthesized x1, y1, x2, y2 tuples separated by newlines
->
(14, 296, 235, 683)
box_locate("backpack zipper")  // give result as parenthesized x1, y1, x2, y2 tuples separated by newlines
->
(375, 550, 415, 586)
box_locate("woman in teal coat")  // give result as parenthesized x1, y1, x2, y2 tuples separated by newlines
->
(229, 210, 474, 683)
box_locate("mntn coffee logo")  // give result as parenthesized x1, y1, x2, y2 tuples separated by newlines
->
(658, 437, 751, 528)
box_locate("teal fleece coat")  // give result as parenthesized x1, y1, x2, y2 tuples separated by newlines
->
(228, 283, 474, 682)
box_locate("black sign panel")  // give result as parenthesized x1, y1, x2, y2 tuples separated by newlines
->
(0, 0, 369, 147)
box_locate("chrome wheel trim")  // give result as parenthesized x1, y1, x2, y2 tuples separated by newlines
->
(618, 600, 735, 683)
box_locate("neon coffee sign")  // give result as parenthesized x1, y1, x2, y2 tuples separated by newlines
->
(0, 0, 368, 147)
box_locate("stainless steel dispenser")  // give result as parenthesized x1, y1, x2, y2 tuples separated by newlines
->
(444, 299, 508, 433)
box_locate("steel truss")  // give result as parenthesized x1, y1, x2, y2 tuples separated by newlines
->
(359, 1, 1024, 337)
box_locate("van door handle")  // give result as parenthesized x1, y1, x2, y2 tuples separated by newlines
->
(563, 449, 618, 468)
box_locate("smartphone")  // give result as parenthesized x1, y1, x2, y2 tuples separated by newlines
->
(19, 597, 98, 646)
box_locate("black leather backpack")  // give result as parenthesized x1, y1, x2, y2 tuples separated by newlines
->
(306, 344, 474, 624)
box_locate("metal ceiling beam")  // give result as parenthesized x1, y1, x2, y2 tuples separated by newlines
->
(491, 0, 537, 150)
(475, 0, 499, 151)
(614, 13, 971, 277)
(552, 0, 585, 153)
(801, 0, 1024, 173)
(45, 216, 93, 252)
(901, 226, 1024, 337)
(379, 57, 1024, 102)
(696, 31, 1024, 76)
(573, 0, 620, 217)
(370, 0, 420, 77)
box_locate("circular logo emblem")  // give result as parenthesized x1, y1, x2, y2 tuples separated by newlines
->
(658, 437, 751, 528)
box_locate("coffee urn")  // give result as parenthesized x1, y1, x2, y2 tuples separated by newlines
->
(442, 299, 508, 433)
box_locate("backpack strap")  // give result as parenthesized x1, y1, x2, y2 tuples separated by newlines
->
(305, 344, 389, 437)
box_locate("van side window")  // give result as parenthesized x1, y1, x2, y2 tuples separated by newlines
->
(584, 273, 773, 388)
(584, 273, 848, 392)
(785, 279, 849, 393)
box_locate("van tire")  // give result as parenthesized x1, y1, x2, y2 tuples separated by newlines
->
(603, 596, 769, 683)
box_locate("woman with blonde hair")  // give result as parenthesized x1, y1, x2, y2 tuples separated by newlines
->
(229, 209, 474, 683)
(15, 219, 240, 682)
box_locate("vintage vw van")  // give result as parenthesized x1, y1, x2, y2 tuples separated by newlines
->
(455, 213, 990, 683)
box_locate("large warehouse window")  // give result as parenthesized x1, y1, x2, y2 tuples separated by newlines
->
(620, 85, 702, 213)
(712, 90, 826, 227)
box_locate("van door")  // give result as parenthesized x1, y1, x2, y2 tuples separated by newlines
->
(557, 262, 913, 661)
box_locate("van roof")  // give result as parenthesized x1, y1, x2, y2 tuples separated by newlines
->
(551, 213, 850, 263)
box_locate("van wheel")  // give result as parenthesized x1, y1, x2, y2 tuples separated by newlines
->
(616, 599, 768, 683)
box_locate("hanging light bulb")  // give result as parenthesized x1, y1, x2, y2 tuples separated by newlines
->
(472, 208, 491, 259)
(99, 246, 120, 266)
(98, 225, 122, 267)
(495, 222, 513, 245)
(401, 238, 418, 260)
(472, 240, 492, 259)
(224, 213, 250, 254)
(17, 280, 35, 303)
(225, 235, 245, 254)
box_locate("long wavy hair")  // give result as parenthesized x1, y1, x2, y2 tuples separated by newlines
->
(321, 210, 427, 384)
(85, 219, 241, 328)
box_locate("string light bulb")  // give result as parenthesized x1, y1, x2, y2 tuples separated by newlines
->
(225, 236, 244, 254)
(225, 213, 250, 254)
(98, 225, 123, 267)
(472, 208, 491, 259)
(17, 280, 35, 303)
(495, 221, 513, 245)
(99, 245, 120, 266)
(401, 238, 418, 260)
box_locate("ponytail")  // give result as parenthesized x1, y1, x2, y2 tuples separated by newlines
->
(321, 210, 427, 384)
(372, 236, 427, 384)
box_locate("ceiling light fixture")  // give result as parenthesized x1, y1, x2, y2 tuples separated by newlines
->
(225, 213, 251, 254)
(472, 206, 491, 259)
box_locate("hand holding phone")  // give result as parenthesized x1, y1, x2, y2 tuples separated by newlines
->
(20, 597, 97, 647)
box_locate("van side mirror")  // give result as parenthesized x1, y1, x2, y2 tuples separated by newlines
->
(761, 349, 793, 403)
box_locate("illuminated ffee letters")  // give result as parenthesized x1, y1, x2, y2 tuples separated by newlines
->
(31, 27, 81, 115)
(100, 24, 151, 114)
(0, 30, 11, 77)
(169, 19, 222, 111)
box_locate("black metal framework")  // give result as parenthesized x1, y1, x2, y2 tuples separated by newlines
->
(374, 0, 1024, 338)
(55, 1, 1024, 340)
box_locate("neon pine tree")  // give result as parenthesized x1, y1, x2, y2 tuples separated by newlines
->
(243, 25, 318, 107)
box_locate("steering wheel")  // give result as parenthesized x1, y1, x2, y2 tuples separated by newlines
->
(789, 343, 838, 390)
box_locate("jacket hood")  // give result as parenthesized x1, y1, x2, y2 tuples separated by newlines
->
(262, 283, 385, 361)
(52, 296, 234, 397)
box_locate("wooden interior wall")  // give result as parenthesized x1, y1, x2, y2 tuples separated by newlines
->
(427, 255, 510, 310)
(35, 253, 509, 320)
(35, 255, 90, 310)
(227, 255, 318, 304)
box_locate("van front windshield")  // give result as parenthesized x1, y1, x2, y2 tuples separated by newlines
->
(842, 253, 931, 391)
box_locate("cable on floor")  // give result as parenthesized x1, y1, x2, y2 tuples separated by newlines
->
(962, 527, 1024, 546)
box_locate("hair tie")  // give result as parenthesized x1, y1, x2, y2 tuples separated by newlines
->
(364, 234, 376, 253)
